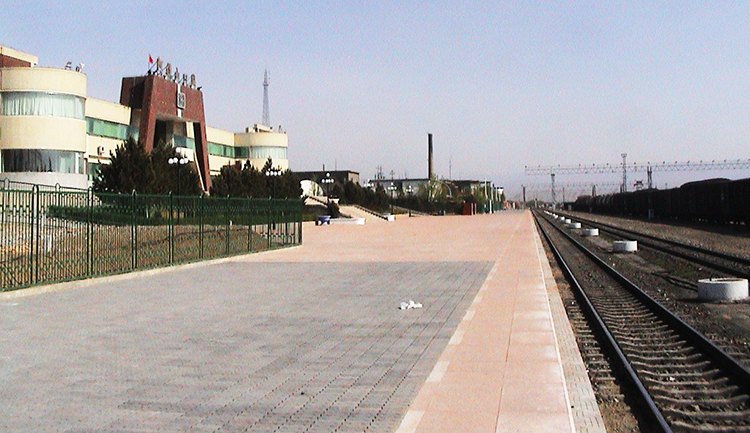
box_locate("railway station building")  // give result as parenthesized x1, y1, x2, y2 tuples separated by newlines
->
(0, 45, 289, 191)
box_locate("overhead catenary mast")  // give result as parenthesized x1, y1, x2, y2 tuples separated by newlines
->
(525, 157, 750, 201)
(262, 69, 270, 127)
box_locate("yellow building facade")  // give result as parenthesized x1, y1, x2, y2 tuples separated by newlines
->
(0, 45, 289, 191)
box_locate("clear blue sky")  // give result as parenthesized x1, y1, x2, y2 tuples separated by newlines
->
(3, 1, 748, 199)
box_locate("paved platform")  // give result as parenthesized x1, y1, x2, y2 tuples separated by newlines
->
(0, 210, 604, 432)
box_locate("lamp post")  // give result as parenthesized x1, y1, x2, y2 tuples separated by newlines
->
(321, 172, 334, 204)
(406, 185, 413, 217)
(388, 183, 397, 215)
(168, 156, 189, 195)
(265, 168, 282, 198)
(168, 156, 189, 224)
(265, 168, 282, 232)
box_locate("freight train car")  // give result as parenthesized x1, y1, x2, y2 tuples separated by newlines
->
(572, 177, 750, 225)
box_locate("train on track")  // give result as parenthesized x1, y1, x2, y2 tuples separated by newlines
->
(572, 177, 750, 225)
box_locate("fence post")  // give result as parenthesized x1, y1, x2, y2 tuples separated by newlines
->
(87, 188, 94, 277)
(169, 192, 174, 263)
(55, 183, 62, 209)
(225, 195, 230, 255)
(31, 185, 40, 284)
(131, 190, 137, 270)
(267, 199, 272, 250)
(298, 200, 303, 245)
(199, 194, 204, 259)
(251, 198, 253, 252)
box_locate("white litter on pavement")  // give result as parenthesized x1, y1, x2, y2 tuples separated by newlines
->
(400, 300, 423, 310)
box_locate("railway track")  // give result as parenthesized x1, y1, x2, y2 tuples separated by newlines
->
(535, 210, 750, 433)
(556, 212, 750, 280)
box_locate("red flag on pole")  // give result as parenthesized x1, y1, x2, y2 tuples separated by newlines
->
(148, 54, 153, 64)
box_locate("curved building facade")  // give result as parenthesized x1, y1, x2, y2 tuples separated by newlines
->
(0, 66, 89, 188)
(234, 124, 289, 171)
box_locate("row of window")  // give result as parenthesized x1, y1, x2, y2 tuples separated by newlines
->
(207, 142, 287, 160)
(0, 145, 287, 175)
(1, 91, 85, 119)
(2, 149, 85, 174)
(249, 146, 287, 160)
(86, 117, 138, 141)
(208, 142, 236, 158)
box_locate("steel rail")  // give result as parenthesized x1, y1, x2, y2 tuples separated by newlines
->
(536, 210, 750, 432)
(534, 212, 673, 433)
(561, 212, 750, 279)
(540, 211, 750, 387)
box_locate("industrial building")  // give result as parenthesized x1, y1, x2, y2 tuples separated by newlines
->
(0, 45, 288, 191)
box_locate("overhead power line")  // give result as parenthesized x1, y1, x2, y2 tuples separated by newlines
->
(524, 159, 750, 176)
(524, 158, 750, 206)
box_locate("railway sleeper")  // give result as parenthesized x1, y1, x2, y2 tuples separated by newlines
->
(639, 368, 723, 381)
(586, 363, 613, 373)
(589, 297, 640, 307)
(578, 341, 603, 350)
(669, 421, 750, 433)
(599, 304, 655, 314)
(610, 327, 684, 344)
(569, 318, 590, 326)
(580, 345, 603, 353)
(616, 335, 685, 346)
(657, 394, 750, 411)
(619, 339, 689, 350)
(630, 358, 712, 371)
(607, 322, 669, 332)
(642, 376, 730, 389)
(620, 339, 688, 350)
(606, 321, 670, 331)
(650, 384, 742, 399)
(595, 301, 653, 314)
(584, 353, 610, 362)
(628, 352, 705, 364)
(587, 367, 614, 376)
(612, 333, 684, 344)
(599, 304, 652, 313)
(612, 317, 669, 326)
(589, 373, 617, 382)
(667, 409, 750, 426)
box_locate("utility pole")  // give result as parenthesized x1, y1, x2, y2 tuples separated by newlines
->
(621, 153, 628, 193)
(551, 173, 556, 209)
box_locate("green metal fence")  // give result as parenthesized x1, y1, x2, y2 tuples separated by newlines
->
(0, 186, 302, 291)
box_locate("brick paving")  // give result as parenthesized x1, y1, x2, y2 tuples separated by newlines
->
(0, 211, 603, 432)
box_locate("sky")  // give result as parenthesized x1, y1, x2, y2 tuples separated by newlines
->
(3, 1, 748, 200)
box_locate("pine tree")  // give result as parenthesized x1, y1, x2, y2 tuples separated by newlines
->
(93, 137, 202, 195)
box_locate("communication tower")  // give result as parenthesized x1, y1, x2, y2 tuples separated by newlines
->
(262, 69, 270, 127)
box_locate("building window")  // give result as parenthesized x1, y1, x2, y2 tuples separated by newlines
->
(173, 135, 196, 150)
(2, 149, 85, 174)
(86, 117, 129, 140)
(1, 91, 84, 119)
(235, 146, 249, 159)
(207, 143, 286, 160)
(208, 142, 234, 158)
(249, 146, 287, 160)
